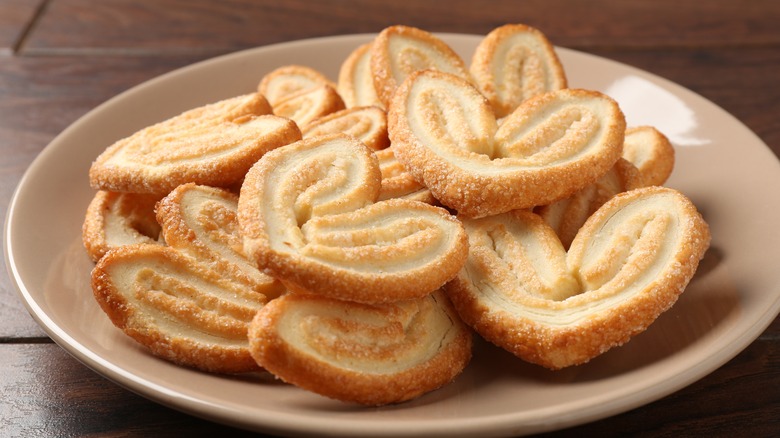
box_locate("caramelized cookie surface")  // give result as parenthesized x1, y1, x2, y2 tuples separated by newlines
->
(445, 186, 710, 369)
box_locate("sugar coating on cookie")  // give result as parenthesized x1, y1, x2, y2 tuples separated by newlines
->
(470, 23, 567, 117)
(89, 93, 301, 195)
(445, 186, 711, 369)
(389, 70, 626, 218)
(248, 291, 472, 405)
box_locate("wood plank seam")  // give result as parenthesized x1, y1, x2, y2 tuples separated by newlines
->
(11, 0, 51, 55)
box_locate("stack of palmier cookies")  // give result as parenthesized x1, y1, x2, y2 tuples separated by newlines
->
(83, 24, 710, 405)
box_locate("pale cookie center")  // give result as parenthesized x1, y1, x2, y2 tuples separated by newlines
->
(117, 263, 263, 345)
(277, 296, 456, 374)
(497, 46, 546, 103)
(496, 107, 600, 162)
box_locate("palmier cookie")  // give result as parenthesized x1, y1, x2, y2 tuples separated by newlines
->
(536, 158, 643, 249)
(388, 69, 626, 218)
(83, 190, 163, 262)
(301, 106, 390, 150)
(338, 42, 384, 108)
(272, 84, 346, 128)
(91, 244, 267, 373)
(258, 65, 335, 106)
(238, 133, 468, 304)
(445, 186, 711, 370)
(471, 24, 567, 118)
(370, 25, 470, 107)
(156, 183, 285, 299)
(89, 93, 301, 195)
(622, 125, 675, 187)
(375, 147, 436, 204)
(248, 291, 472, 405)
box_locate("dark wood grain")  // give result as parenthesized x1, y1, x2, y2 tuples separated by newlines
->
(0, 0, 44, 54)
(1, 1, 779, 436)
(0, 344, 262, 437)
(19, 0, 780, 54)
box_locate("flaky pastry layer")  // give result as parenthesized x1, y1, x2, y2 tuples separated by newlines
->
(536, 157, 642, 249)
(91, 244, 267, 373)
(370, 25, 470, 107)
(375, 147, 436, 204)
(248, 291, 472, 405)
(338, 42, 384, 109)
(258, 64, 336, 106)
(302, 105, 390, 150)
(272, 84, 345, 128)
(82, 190, 163, 262)
(156, 183, 285, 299)
(622, 125, 676, 187)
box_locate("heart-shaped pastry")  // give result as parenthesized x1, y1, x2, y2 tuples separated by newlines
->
(444, 186, 710, 369)
(470, 23, 568, 118)
(91, 244, 267, 373)
(388, 70, 626, 218)
(248, 291, 472, 405)
(82, 190, 164, 262)
(156, 183, 285, 299)
(89, 93, 301, 194)
(238, 133, 468, 304)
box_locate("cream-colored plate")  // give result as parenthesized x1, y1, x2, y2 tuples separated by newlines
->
(5, 34, 780, 437)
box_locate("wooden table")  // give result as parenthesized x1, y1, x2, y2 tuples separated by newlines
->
(1, 1, 778, 436)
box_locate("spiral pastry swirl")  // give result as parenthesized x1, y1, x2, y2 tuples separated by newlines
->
(272, 84, 346, 128)
(301, 105, 390, 151)
(248, 291, 472, 405)
(258, 64, 335, 106)
(82, 190, 163, 262)
(91, 244, 267, 373)
(445, 186, 711, 369)
(156, 183, 285, 299)
(536, 158, 643, 249)
(238, 134, 468, 303)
